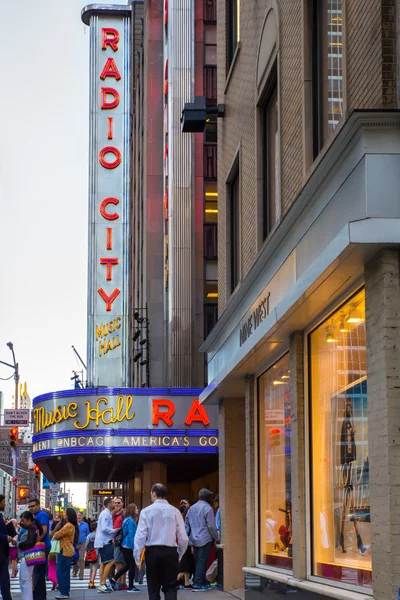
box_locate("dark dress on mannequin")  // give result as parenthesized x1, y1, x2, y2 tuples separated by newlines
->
(339, 399, 366, 554)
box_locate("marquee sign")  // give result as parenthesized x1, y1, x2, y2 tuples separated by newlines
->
(85, 7, 131, 387)
(32, 388, 218, 458)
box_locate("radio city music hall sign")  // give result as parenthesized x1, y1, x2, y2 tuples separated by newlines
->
(85, 9, 131, 387)
(32, 391, 218, 456)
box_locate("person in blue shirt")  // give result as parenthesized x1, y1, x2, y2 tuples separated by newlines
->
(109, 503, 141, 593)
(28, 498, 51, 600)
(73, 512, 90, 579)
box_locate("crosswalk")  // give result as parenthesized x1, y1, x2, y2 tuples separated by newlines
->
(7, 568, 146, 594)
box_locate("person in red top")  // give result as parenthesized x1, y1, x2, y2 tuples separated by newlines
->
(112, 498, 126, 590)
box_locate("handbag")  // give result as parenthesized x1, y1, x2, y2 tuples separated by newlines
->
(50, 539, 60, 554)
(24, 525, 46, 567)
(72, 543, 79, 564)
(24, 541, 46, 566)
(114, 528, 123, 548)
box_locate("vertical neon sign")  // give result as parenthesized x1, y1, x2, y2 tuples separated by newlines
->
(83, 7, 131, 387)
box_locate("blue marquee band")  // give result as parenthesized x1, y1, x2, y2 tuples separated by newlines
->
(32, 387, 204, 405)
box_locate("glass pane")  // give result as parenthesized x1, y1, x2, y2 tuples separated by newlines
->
(205, 45, 217, 65)
(310, 289, 371, 588)
(205, 24, 217, 44)
(327, 0, 343, 135)
(263, 82, 279, 237)
(259, 354, 292, 570)
(205, 281, 218, 301)
(205, 200, 218, 222)
(205, 120, 217, 143)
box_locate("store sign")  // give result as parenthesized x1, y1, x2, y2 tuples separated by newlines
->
(93, 489, 115, 496)
(86, 11, 131, 386)
(239, 294, 270, 347)
(32, 390, 218, 457)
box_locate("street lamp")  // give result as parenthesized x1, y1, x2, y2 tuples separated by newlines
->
(1, 342, 20, 409)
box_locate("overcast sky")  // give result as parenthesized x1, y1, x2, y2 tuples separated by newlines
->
(0, 0, 127, 506)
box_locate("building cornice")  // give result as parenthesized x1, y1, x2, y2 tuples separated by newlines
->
(201, 109, 400, 353)
(81, 4, 132, 25)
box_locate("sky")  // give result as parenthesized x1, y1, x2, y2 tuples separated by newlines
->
(0, 0, 127, 507)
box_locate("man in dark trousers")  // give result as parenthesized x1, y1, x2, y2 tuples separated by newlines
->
(0, 494, 16, 600)
(186, 489, 218, 591)
(134, 483, 188, 600)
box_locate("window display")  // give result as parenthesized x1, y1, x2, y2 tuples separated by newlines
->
(259, 354, 292, 570)
(310, 289, 371, 588)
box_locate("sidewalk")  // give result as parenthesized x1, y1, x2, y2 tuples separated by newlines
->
(8, 585, 242, 600)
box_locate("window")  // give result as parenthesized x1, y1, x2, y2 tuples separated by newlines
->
(227, 0, 240, 66)
(229, 169, 240, 293)
(205, 25, 217, 65)
(261, 69, 279, 240)
(204, 304, 218, 338)
(259, 354, 292, 570)
(311, 0, 344, 158)
(310, 289, 371, 589)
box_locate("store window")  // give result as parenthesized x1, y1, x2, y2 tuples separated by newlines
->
(310, 0, 344, 158)
(310, 289, 371, 588)
(259, 354, 292, 570)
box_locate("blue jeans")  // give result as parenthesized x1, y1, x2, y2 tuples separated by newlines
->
(193, 542, 212, 588)
(33, 547, 50, 600)
(57, 551, 73, 596)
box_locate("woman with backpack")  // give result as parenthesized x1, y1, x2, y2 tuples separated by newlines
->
(108, 504, 141, 593)
(51, 508, 79, 600)
(18, 511, 40, 600)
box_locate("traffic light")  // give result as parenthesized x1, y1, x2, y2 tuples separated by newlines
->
(34, 465, 40, 479)
(269, 427, 281, 448)
(9, 427, 18, 449)
(18, 486, 29, 500)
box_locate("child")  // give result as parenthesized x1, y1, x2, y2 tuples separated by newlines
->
(86, 521, 99, 589)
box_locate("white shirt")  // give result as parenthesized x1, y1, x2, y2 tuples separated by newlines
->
(94, 507, 115, 549)
(133, 499, 188, 564)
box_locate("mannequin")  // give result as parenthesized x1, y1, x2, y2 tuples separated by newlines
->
(339, 398, 367, 554)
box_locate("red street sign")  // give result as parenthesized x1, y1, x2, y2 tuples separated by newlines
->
(12, 476, 18, 484)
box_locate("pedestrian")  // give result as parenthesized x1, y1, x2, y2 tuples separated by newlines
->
(0, 494, 16, 600)
(185, 488, 218, 592)
(176, 506, 194, 589)
(17, 511, 39, 600)
(109, 503, 140, 593)
(134, 483, 188, 600)
(8, 519, 19, 578)
(51, 514, 62, 532)
(112, 497, 127, 589)
(28, 498, 51, 600)
(73, 511, 90, 579)
(94, 497, 119, 593)
(51, 507, 79, 600)
(213, 496, 220, 539)
(86, 521, 99, 589)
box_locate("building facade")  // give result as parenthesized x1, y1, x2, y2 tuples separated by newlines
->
(201, 1, 400, 599)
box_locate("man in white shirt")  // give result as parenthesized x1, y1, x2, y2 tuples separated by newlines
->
(134, 483, 188, 600)
(95, 497, 119, 593)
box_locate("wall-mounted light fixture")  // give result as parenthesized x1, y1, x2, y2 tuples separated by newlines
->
(181, 96, 225, 133)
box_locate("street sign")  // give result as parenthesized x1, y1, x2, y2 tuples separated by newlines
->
(4, 409, 30, 426)
(12, 476, 17, 484)
(92, 489, 115, 496)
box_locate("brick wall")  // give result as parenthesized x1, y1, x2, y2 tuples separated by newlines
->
(365, 249, 400, 600)
(217, 0, 398, 314)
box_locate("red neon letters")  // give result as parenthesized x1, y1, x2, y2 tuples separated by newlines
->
(101, 87, 120, 110)
(102, 28, 120, 51)
(98, 146, 121, 169)
(152, 399, 210, 427)
(152, 400, 175, 426)
(184, 399, 210, 426)
(100, 57, 121, 81)
(100, 257, 119, 281)
(98, 288, 121, 311)
(100, 197, 120, 221)
(97, 28, 123, 314)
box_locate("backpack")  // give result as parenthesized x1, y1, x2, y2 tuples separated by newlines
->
(85, 547, 98, 563)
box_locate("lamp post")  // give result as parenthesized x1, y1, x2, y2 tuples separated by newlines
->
(0, 343, 20, 515)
